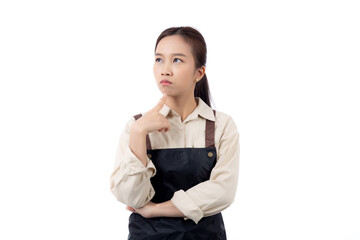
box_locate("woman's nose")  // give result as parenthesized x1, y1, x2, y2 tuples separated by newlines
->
(161, 63, 172, 76)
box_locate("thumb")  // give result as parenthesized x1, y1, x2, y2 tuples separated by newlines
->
(152, 93, 167, 112)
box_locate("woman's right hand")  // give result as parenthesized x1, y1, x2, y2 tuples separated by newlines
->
(131, 93, 170, 135)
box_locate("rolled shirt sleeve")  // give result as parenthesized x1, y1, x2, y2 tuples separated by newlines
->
(170, 116, 240, 224)
(109, 116, 157, 209)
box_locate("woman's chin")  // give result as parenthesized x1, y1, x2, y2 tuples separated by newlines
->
(160, 89, 172, 96)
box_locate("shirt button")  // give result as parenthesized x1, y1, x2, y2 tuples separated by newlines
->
(208, 152, 213, 158)
(147, 153, 152, 159)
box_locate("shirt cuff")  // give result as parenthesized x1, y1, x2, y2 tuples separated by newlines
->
(170, 190, 203, 224)
(124, 145, 156, 176)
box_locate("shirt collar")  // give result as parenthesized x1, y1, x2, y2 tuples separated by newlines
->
(159, 97, 215, 122)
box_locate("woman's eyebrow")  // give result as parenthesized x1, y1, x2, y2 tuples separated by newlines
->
(155, 52, 187, 57)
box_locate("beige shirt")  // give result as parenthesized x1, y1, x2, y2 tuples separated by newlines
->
(109, 97, 240, 224)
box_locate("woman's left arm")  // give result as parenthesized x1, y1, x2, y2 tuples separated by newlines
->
(170, 116, 240, 224)
(126, 200, 185, 218)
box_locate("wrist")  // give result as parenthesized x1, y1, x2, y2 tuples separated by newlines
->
(131, 123, 147, 136)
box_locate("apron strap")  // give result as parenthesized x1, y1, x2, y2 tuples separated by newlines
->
(133, 114, 152, 150)
(133, 109, 216, 150)
(205, 110, 216, 148)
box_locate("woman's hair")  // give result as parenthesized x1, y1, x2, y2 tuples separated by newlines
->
(154, 26, 213, 108)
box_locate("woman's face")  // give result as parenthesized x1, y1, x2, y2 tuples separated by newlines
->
(153, 35, 203, 98)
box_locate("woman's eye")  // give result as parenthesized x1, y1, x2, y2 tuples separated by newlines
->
(155, 58, 182, 63)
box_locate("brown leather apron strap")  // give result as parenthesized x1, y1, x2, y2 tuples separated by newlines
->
(133, 114, 152, 150)
(205, 110, 216, 148)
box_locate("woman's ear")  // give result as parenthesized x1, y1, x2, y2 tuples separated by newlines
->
(196, 66, 206, 81)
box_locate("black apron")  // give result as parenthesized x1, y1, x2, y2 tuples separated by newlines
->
(128, 110, 226, 240)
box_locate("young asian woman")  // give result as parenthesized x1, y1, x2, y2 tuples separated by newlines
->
(109, 26, 240, 240)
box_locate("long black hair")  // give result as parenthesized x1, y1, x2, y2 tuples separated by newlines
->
(154, 26, 213, 108)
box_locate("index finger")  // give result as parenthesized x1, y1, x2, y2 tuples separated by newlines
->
(152, 93, 167, 112)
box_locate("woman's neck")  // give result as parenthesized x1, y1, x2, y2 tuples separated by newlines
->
(165, 94, 198, 123)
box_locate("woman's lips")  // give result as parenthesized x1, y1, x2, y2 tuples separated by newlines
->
(160, 80, 172, 86)
(161, 82, 172, 86)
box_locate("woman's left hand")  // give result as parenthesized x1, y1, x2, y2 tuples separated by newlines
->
(126, 201, 157, 218)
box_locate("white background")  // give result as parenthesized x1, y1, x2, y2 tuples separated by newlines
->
(1, 0, 359, 239)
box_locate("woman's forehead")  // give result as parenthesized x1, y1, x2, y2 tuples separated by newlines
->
(156, 35, 192, 55)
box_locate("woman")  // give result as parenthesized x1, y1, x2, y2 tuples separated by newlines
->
(109, 26, 240, 239)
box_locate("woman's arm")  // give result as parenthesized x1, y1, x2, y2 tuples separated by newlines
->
(110, 94, 169, 209)
(126, 200, 185, 218)
(109, 117, 156, 209)
(170, 116, 240, 224)
(129, 119, 148, 167)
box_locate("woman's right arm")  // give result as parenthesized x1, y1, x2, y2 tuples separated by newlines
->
(109, 93, 170, 209)
(109, 117, 157, 209)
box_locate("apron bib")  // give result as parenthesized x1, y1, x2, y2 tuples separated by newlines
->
(128, 110, 226, 240)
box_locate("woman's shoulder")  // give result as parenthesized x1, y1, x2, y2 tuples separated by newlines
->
(214, 109, 236, 123)
(213, 109, 239, 132)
